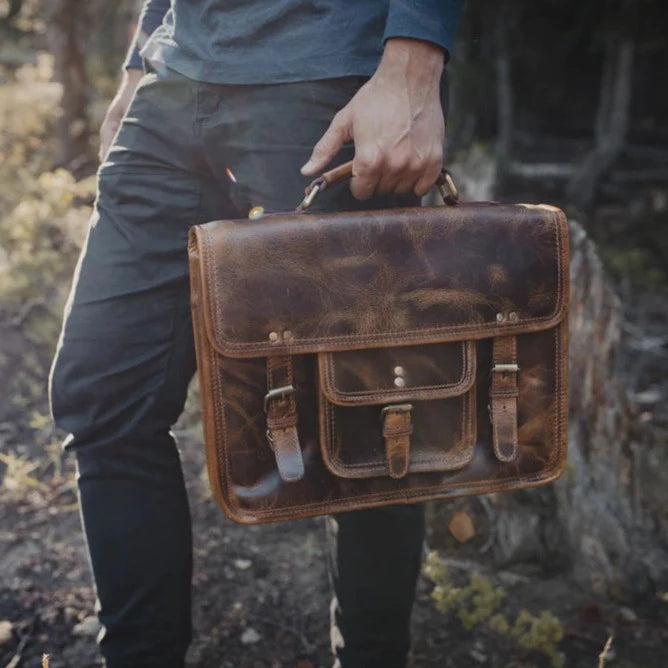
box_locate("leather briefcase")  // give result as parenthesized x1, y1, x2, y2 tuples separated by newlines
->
(188, 162, 569, 524)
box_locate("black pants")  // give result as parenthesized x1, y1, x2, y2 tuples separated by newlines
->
(49, 69, 425, 667)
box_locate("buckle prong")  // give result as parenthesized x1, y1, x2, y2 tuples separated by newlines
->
(492, 364, 519, 373)
(263, 384, 295, 412)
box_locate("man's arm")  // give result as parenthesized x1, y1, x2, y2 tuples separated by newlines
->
(301, 0, 465, 199)
(123, 0, 171, 71)
(99, 0, 170, 159)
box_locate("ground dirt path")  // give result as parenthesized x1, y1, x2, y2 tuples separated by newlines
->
(2, 418, 667, 668)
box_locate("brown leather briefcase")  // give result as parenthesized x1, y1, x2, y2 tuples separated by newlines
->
(188, 163, 569, 524)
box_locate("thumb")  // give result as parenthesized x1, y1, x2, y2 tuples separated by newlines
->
(301, 106, 352, 176)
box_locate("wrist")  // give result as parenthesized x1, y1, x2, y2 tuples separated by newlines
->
(379, 38, 444, 84)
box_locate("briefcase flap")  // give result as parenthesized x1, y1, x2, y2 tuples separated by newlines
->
(189, 203, 568, 358)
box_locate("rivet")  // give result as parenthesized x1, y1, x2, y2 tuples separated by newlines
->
(496, 312, 505, 323)
(394, 377, 406, 388)
(248, 206, 265, 220)
(393, 366, 405, 376)
(283, 330, 293, 340)
(508, 311, 519, 322)
(268, 331, 279, 342)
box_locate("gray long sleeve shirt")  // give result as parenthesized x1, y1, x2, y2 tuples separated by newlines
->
(125, 0, 464, 84)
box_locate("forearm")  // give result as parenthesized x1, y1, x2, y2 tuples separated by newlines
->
(123, 0, 171, 70)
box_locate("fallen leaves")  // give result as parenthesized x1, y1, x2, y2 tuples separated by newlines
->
(448, 511, 475, 544)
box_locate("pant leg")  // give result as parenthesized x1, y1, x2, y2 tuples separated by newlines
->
(328, 507, 425, 668)
(49, 69, 235, 667)
(193, 77, 425, 668)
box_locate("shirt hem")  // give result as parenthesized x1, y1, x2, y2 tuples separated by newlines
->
(141, 40, 380, 85)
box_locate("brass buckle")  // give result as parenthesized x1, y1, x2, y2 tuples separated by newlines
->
(297, 182, 321, 211)
(263, 384, 295, 412)
(436, 169, 459, 205)
(380, 403, 413, 420)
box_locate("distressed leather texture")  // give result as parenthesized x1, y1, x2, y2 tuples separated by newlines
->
(189, 203, 569, 524)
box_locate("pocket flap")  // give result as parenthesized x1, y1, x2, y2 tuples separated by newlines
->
(319, 341, 476, 406)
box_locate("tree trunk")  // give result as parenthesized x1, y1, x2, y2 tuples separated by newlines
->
(494, 6, 513, 166)
(427, 149, 668, 599)
(44, 0, 91, 175)
(566, 28, 635, 209)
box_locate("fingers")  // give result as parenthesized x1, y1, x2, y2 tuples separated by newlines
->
(411, 152, 443, 197)
(376, 152, 411, 194)
(352, 149, 443, 200)
(350, 152, 382, 200)
(301, 106, 352, 176)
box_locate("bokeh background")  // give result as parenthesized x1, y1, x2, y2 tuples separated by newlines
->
(1, 1, 667, 666)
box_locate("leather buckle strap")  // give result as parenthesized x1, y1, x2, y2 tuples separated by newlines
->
(489, 337, 519, 462)
(265, 357, 304, 482)
(381, 404, 413, 479)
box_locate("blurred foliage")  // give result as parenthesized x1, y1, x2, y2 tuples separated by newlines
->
(0, 0, 665, 434)
(0, 56, 93, 421)
(424, 551, 565, 667)
(450, 0, 668, 141)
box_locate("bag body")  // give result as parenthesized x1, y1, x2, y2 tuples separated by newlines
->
(188, 201, 569, 524)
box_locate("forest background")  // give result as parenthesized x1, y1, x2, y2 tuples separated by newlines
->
(1, 1, 667, 666)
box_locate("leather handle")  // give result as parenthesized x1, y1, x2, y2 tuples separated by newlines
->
(297, 160, 459, 211)
(318, 160, 355, 187)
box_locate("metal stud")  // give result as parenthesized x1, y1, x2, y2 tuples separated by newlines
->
(248, 206, 265, 220)
(508, 311, 519, 322)
(283, 330, 293, 341)
(393, 366, 405, 376)
(268, 331, 279, 342)
(394, 377, 406, 388)
(496, 312, 506, 323)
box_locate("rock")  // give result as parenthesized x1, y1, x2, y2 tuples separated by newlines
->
(618, 606, 638, 623)
(234, 558, 252, 570)
(493, 508, 543, 566)
(0, 620, 13, 647)
(240, 627, 261, 645)
(72, 616, 101, 637)
(469, 649, 487, 664)
(424, 171, 668, 597)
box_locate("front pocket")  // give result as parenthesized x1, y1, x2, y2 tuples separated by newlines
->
(318, 341, 477, 478)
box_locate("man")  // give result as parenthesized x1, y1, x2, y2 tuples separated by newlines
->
(49, 1, 464, 666)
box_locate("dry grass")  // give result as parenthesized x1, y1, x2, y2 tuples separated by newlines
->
(598, 635, 614, 667)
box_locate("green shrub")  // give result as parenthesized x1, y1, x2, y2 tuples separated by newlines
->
(424, 551, 565, 667)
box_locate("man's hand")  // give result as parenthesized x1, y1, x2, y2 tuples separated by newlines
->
(301, 38, 445, 199)
(99, 68, 144, 161)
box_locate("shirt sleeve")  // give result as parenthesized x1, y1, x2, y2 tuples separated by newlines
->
(123, 0, 171, 70)
(382, 0, 466, 61)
